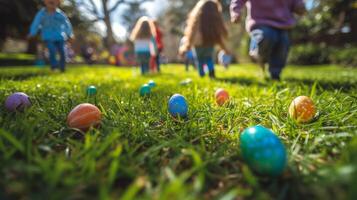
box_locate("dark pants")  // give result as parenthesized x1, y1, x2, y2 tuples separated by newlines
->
(156, 51, 161, 72)
(193, 47, 215, 77)
(46, 40, 66, 72)
(136, 52, 151, 75)
(249, 25, 290, 79)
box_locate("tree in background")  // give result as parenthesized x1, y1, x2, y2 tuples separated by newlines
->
(0, 0, 41, 51)
(121, 2, 148, 32)
(0, 0, 93, 53)
(293, 0, 357, 45)
(76, 0, 152, 48)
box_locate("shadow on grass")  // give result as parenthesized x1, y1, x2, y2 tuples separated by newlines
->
(0, 72, 51, 81)
(285, 78, 357, 92)
(215, 77, 268, 87)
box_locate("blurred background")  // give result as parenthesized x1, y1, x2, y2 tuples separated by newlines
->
(0, 0, 356, 67)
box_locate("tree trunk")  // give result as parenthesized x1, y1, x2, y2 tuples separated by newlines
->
(102, 0, 115, 48)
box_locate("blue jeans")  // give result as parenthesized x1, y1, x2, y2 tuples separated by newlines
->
(250, 26, 290, 79)
(193, 47, 215, 77)
(46, 40, 66, 72)
(136, 52, 151, 75)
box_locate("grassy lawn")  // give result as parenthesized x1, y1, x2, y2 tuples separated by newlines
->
(0, 64, 356, 199)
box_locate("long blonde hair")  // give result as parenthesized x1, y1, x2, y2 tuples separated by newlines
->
(130, 16, 156, 41)
(183, 0, 228, 48)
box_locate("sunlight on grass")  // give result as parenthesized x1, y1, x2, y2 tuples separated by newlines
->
(0, 64, 356, 199)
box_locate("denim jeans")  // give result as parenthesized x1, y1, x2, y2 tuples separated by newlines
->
(136, 52, 151, 75)
(46, 40, 66, 72)
(193, 47, 215, 77)
(249, 25, 290, 79)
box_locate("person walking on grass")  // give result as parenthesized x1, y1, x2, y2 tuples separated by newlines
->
(230, 0, 306, 80)
(130, 16, 158, 75)
(28, 0, 74, 73)
(180, 0, 229, 79)
(152, 20, 164, 73)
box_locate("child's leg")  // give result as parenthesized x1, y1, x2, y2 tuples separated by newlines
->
(250, 26, 278, 76)
(197, 59, 205, 77)
(156, 54, 161, 72)
(46, 41, 58, 70)
(140, 62, 145, 75)
(206, 57, 215, 78)
(144, 61, 150, 74)
(185, 58, 189, 71)
(268, 31, 290, 80)
(56, 41, 66, 72)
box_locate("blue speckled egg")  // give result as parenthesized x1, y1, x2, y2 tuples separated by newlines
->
(148, 80, 156, 88)
(240, 125, 287, 176)
(139, 84, 151, 96)
(168, 94, 188, 118)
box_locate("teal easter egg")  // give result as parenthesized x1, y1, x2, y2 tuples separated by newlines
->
(148, 80, 156, 88)
(140, 84, 151, 96)
(168, 94, 188, 118)
(87, 86, 97, 96)
(240, 125, 287, 176)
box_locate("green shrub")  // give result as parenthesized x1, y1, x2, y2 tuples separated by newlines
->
(330, 47, 357, 67)
(288, 43, 332, 65)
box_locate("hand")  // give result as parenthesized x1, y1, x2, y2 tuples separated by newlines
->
(231, 16, 240, 24)
(178, 47, 187, 58)
(68, 36, 75, 44)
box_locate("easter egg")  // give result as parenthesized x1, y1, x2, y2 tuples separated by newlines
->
(87, 86, 97, 96)
(215, 88, 229, 106)
(139, 84, 151, 96)
(5, 92, 32, 112)
(148, 80, 156, 88)
(67, 103, 101, 131)
(289, 96, 316, 123)
(180, 78, 192, 85)
(168, 94, 188, 118)
(240, 125, 287, 176)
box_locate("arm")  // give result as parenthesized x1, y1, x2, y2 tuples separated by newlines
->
(230, 0, 248, 23)
(62, 13, 74, 39)
(29, 10, 44, 37)
(150, 37, 158, 56)
(292, 0, 306, 16)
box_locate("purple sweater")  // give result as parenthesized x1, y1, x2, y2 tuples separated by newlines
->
(230, 0, 305, 32)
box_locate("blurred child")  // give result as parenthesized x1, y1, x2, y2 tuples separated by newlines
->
(152, 20, 164, 72)
(218, 50, 232, 69)
(179, 36, 196, 71)
(180, 0, 229, 78)
(28, 0, 74, 72)
(130, 16, 158, 75)
(231, 0, 306, 80)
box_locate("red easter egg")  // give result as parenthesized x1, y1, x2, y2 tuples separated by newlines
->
(67, 103, 102, 131)
(215, 88, 229, 106)
(289, 96, 316, 123)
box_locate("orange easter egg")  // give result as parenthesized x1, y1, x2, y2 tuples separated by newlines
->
(289, 96, 316, 123)
(215, 88, 229, 106)
(67, 103, 102, 131)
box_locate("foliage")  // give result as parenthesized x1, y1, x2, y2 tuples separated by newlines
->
(288, 43, 332, 65)
(121, 2, 148, 31)
(0, 64, 356, 199)
(289, 43, 357, 67)
(330, 47, 357, 67)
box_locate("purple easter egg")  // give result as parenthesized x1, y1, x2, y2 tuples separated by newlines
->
(5, 92, 32, 112)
